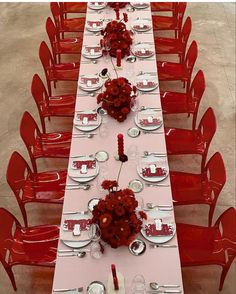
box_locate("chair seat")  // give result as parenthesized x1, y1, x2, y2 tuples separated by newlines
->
(10, 225, 58, 267)
(177, 223, 226, 267)
(157, 61, 188, 81)
(56, 37, 83, 54)
(161, 91, 196, 114)
(165, 127, 205, 155)
(22, 170, 67, 204)
(170, 171, 212, 204)
(152, 15, 177, 30)
(61, 17, 85, 32)
(34, 132, 71, 158)
(155, 37, 184, 54)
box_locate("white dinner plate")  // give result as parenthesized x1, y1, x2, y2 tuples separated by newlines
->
(137, 155, 169, 183)
(61, 213, 92, 249)
(68, 156, 99, 183)
(134, 109, 163, 131)
(132, 18, 152, 32)
(141, 209, 176, 244)
(74, 111, 102, 132)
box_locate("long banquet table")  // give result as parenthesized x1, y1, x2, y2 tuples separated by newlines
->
(52, 3, 184, 293)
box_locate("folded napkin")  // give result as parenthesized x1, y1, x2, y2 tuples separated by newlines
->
(141, 165, 167, 177)
(76, 113, 97, 121)
(87, 20, 103, 27)
(145, 219, 173, 237)
(63, 218, 92, 231)
(72, 159, 96, 170)
(135, 49, 153, 57)
(80, 77, 99, 86)
(136, 80, 156, 89)
(133, 24, 150, 30)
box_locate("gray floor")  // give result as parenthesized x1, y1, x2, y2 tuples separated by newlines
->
(0, 3, 235, 294)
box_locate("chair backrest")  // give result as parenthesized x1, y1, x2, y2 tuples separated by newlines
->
(46, 17, 59, 62)
(215, 207, 236, 266)
(204, 152, 226, 204)
(197, 107, 217, 148)
(180, 16, 192, 47)
(188, 70, 205, 129)
(50, 2, 63, 30)
(6, 152, 33, 227)
(0, 208, 21, 290)
(184, 40, 198, 78)
(31, 74, 50, 133)
(20, 111, 41, 173)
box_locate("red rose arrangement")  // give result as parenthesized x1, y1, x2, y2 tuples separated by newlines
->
(108, 2, 128, 8)
(97, 77, 137, 122)
(91, 180, 147, 248)
(101, 20, 132, 58)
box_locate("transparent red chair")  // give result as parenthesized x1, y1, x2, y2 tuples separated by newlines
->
(177, 207, 236, 291)
(46, 17, 83, 64)
(20, 111, 71, 173)
(157, 41, 198, 92)
(152, 3, 187, 38)
(50, 2, 85, 38)
(165, 107, 217, 173)
(31, 74, 75, 133)
(59, 2, 87, 18)
(0, 207, 58, 291)
(39, 41, 80, 96)
(151, 2, 178, 13)
(171, 152, 226, 226)
(161, 70, 205, 130)
(6, 151, 66, 227)
(155, 16, 192, 63)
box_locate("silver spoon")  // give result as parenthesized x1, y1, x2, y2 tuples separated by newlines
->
(143, 151, 167, 156)
(150, 283, 180, 290)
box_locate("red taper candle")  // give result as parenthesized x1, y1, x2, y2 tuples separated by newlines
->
(116, 49, 122, 67)
(111, 264, 119, 290)
(117, 133, 124, 157)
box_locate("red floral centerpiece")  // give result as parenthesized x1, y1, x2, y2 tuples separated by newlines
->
(91, 180, 147, 248)
(97, 77, 137, 122)
(108, 2, 128, 8)
(101, 20, 132, 58)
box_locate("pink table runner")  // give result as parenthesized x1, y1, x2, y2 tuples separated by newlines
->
(52, 3, 184, 293)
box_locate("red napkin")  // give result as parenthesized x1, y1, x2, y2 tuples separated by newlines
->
(72, 160, 96, 169)
(137, 81, 156, 89)
(139, 118, 161, 126)
(76, 113, 97, 121)
(145, 223, 173, 236)
(80, 77, 99, 85)
(142, 166, 166, 177)
(64, 219, 92, 231)
(135, 49, 153, 57)
(87, 21, 103, 27)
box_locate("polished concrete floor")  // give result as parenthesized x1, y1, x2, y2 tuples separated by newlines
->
(0, 2, 235, 294)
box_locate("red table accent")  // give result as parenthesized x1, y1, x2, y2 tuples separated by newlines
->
(116, 49, 122, 67)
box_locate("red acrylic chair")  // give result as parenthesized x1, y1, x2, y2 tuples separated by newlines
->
(6, 151, 66, 227)
(59, 2, 87, 18)
(177, 207, 236, 291)
(39, 41, 80, 96)
(161, 70, 205, 130)
(151, 2, 178, 13)
(152, 3, 187, 38)
(46, 17, 83, 64)
(171, 152, 226, 226)
(31, 74, 75, 133)
(50, 2, 85, 38)
(0, 208, 58, 290)
(20, 111, 71, 173)
(165, 107, 217, 173)
(157, 41, 198, 92)
(155, 16, 192, 63)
